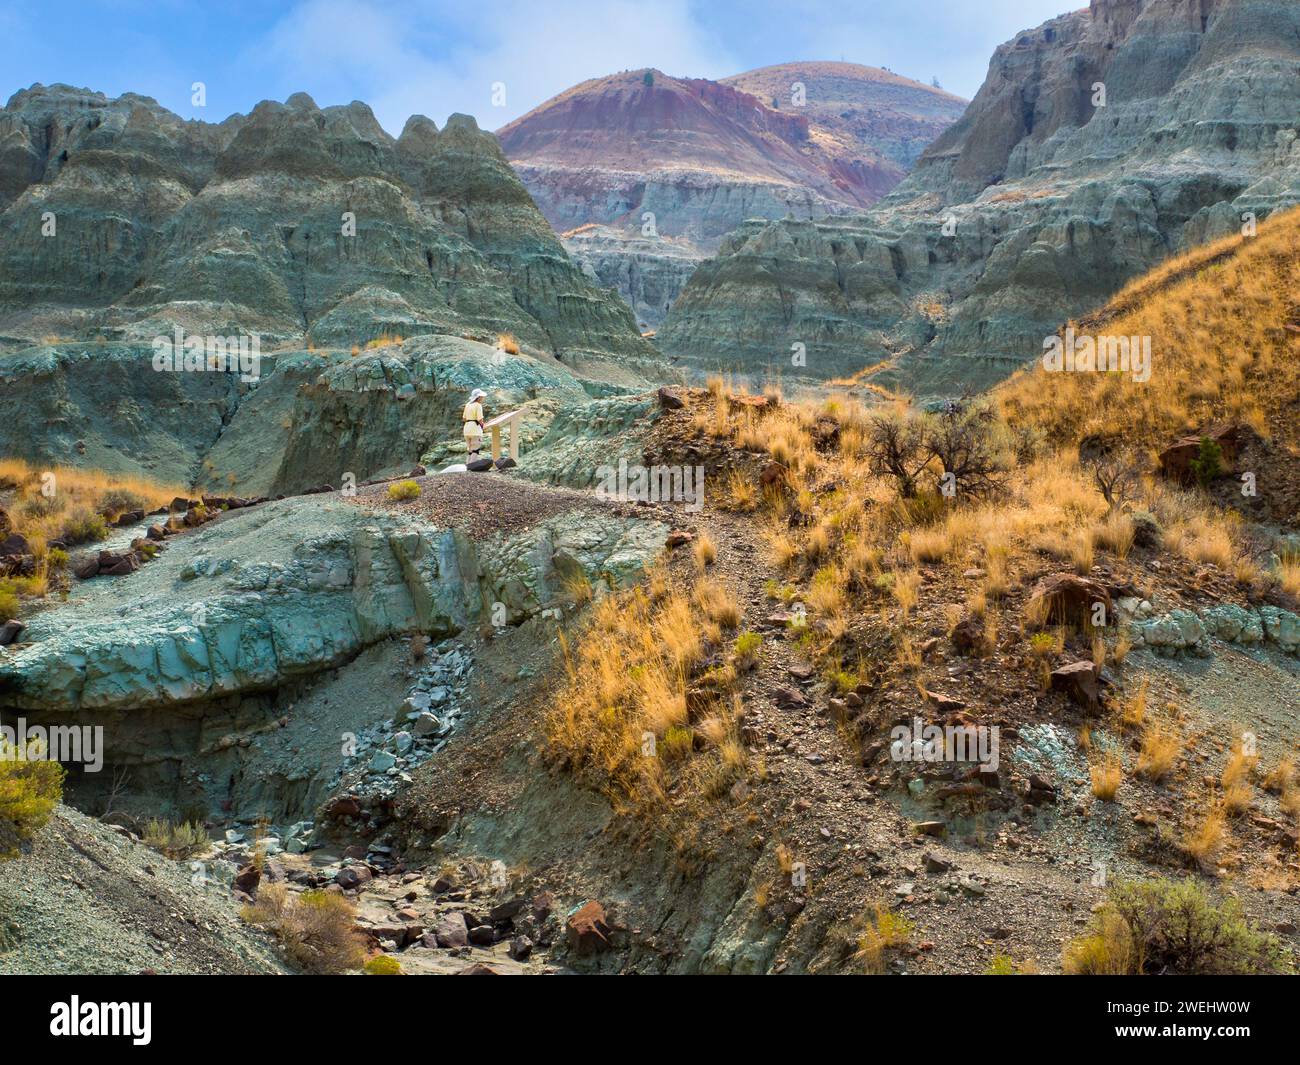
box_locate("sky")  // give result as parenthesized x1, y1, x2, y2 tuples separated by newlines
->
(0, 0, 1076, 133)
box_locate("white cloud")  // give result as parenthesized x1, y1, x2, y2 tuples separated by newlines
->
(250, 0, 740, 134)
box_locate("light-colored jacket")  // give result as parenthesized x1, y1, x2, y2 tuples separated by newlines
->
(463, 401, 484, 438)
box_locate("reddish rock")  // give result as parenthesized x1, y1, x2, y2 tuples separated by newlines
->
(656, 386, 685, 410)
(335, 865, 373, 891)
(1158, 423, 1246, 484)
(531, 891, 556, 922)
(73, 556, 100, 580)
(759, 462, 788, 489)
(565, 900, 612, 955)
(921, 689, 966, 713)
(950, 615, 984, 653)
(0, 533, 30, 556)
(325, 795, 362, 819)
(454, 963, 500, 975)
(0, 554, 35, 578)
(146, 525, 166, 541)
(1025, 573, 1112, 628)
(1050, 660, 1104, 710)
(665, 529, 694, 548)
(432, 911, 469, 948)
(97, 550, 140, 577)
(232, 863, 261, 898)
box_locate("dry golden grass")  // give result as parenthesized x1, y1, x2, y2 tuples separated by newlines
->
(1117, 679, 1149, 731)
(891, 569, 920, 618)
(1183, 805, 1227, 871)
(854, 904, 915, 975)
(1136, 719, 1181, 782)
(1263, 756, 1296, 795)
(725, 470, 757, 511)
(999, 206, 1300, 455)
(1221, 742, 1258, 816)
(692, 531, 716, 571)
(1090, 752, 1123, 801)
(1090, 512, 1135, 559)
(1278, 555, 1300, 597)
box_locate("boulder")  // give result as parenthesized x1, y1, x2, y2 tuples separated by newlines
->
(0, 620, 23, 646)
(0, 533, 30, 556)
(335, 865, 373, 891)
(97, 550, 140, 577)
(232, 863, 261, 898)
(1025, 573, 1112, 628)
(1050, 661, 1104, 710)
(565, 900, 612, 955)
(656, 386, 685, 410)
(72, 556, 100, 580)
(432, 911, 469, 948)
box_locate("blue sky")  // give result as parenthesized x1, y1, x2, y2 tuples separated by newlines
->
(0, 0, 1075, 133)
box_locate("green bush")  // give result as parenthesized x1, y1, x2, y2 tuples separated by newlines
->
(387, 480, 421, 501)
(61, 510, 109, 545)
(1064, 877, 1288, 975)
(363, 954, 403, 975)
(0, 580, 19, 620)
(733, 630, 762, 667)
(0, 737, 64, 860)
(242, 884, 368, 974)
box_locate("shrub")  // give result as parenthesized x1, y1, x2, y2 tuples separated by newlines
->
(0, 581, 18, 620)
(497, 332, 520, 355)
(854, 904, 915, 974)
(387, 479, 421, 501)
(733, 630, 762, 669)
(143, 818, 209, 858)
(0, 737, 64, 860)
(1190, 437, 1225, 486)
(61, 511, 109, 545)
(242, 884, 367, 974)
(1063, 878, 1287, 975)
(363, 954, 403, 975)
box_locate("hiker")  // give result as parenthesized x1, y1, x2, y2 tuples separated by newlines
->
(463, 388, 487, 458)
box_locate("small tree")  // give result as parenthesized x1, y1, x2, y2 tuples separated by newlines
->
(923, 402, 1010, 499)
(1084, 451, 1143, 513)
(1190, 437, 1225, 487)
(864, 411, 930, 498)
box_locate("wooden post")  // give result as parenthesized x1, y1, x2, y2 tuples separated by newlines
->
(484, 409, 523, 462)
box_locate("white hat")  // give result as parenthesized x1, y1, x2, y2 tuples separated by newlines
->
(469, 388, 487, 401)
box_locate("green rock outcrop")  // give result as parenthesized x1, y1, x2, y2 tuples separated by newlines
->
(0, 490, 664, 714)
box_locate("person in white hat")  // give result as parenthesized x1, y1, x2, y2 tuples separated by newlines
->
(463, 388, 487, 458)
